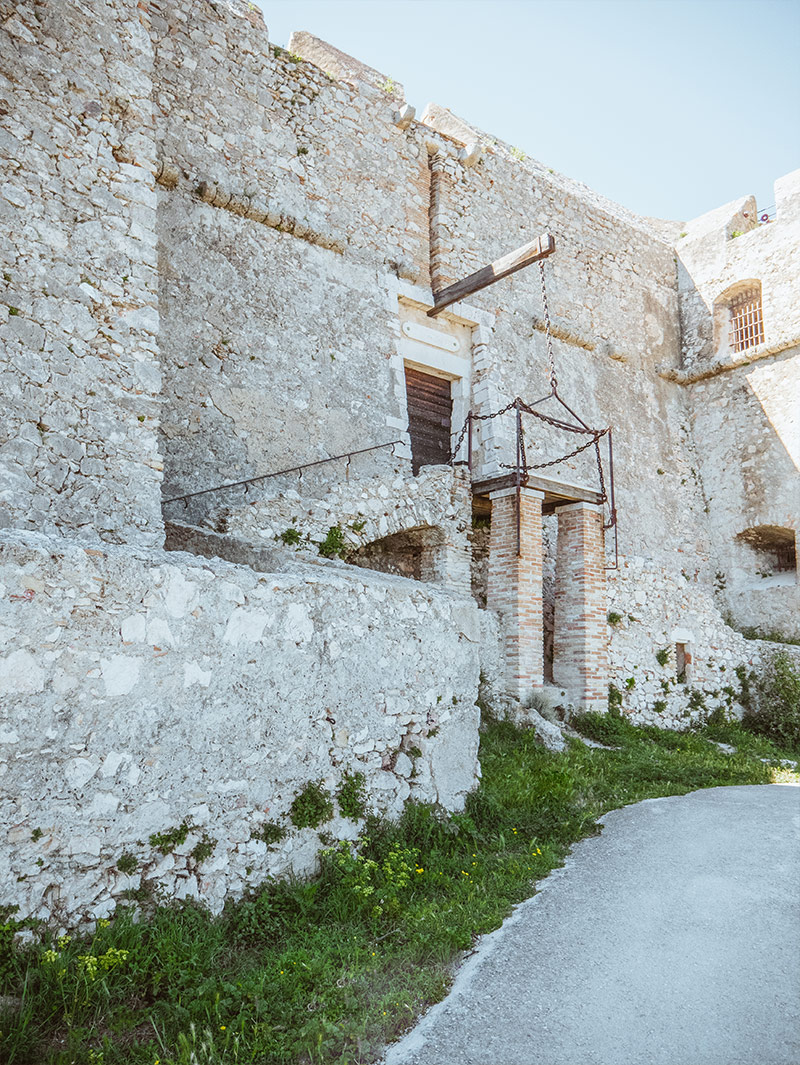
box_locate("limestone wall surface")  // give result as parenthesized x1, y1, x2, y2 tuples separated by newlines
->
(674, 172, 800, 637)
(2, 0, 798, 931)
(0, 0, 163, 547)
(0, 531, 484, 923)
(147, 0, 704, 586)
(607, 558, 756, 726)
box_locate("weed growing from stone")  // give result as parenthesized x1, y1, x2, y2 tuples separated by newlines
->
(190, 834, 217, 864)
(2, 715, 794, 1065)
(655, 647, 670, 667)
(318, 525, 347, 559)
(148, 822, 193, 856)
(115, 853, 138, 875)
(336, 771, 367, 820)
(250, 821, 287, 846)
(289, 780, 334, 829)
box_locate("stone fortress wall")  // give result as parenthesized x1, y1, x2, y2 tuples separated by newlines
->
(0, 0, 797, 923)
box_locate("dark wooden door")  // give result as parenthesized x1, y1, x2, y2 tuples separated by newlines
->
(405, 366, 452, 474)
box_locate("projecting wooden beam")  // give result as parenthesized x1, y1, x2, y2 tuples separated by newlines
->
(427, 233, 555, 317)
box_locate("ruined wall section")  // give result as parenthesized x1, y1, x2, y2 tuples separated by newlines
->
(0, 531, 484, 924)
(675, 172, 800, 638)
(0, 1, 163, 547)
(676, 171, 800, 374)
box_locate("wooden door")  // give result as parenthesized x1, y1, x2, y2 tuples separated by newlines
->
(404, 366, 452, 474)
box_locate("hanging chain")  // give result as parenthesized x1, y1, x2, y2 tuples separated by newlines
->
(449, 399, 519, 462)
(444, 257, 616, 529)
(539, 259, 558, 394)
(499, 429, 608, 473)
(520, 403, 595, 435)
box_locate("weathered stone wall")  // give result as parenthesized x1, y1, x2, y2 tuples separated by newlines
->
(606, 556, 800, 726)
(675, 171, 800, 638)
(146, 0, 740, 702)
(0, 530, 483, 923)
(0, 1, 163, 547)
(150, 1, 428, 506)
(217, 465, 472, 594)
(2, 0, 798, 931)
(149, 3, 701, 590)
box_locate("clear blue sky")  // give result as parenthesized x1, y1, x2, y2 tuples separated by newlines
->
(256, 0, 799, 222)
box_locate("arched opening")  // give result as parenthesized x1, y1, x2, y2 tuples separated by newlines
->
(349, 524, 449, 583)
(713, 279, 764, 356)
(735, 525, 797, 578)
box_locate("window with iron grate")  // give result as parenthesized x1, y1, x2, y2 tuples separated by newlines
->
(728, 287, 764, 352)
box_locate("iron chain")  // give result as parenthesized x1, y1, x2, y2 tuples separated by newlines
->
(539, 260, 558, 394)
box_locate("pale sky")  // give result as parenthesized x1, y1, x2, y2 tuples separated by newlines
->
(256, 0, 800, 222)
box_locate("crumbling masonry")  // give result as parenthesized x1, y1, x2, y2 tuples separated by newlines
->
(0, 0, 798, 924)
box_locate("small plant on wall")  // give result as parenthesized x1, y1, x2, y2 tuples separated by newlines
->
(290, 782, 334, 830)
(336, 771, 367, 821)
(318, 525, 347, 559)
(655, 647, 670, 667)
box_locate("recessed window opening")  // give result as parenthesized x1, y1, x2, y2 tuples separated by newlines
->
(404, 365, 454, 475)
(736, 525, 797, 577)
(349, 525, 444, 583)
(728, 286, 764, 352)
(675, 643, 690, 684)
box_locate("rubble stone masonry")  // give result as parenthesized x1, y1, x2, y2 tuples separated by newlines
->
(0, 0, 797, 922)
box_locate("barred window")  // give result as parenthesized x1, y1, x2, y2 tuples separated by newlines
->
(728, 287, 764, 352)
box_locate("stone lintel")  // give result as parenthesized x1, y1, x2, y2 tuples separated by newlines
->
(553, 501, 605, 514)
(488, 486, 545, 501)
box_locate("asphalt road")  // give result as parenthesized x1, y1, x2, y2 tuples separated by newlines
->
(385, 785, 800, 1065)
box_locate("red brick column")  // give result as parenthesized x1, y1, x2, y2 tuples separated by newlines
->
(553, 502, 608, 712)
(486, 488, 544, 702)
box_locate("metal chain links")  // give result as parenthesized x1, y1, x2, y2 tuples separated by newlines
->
(499, 429, 608, 473)
(448, 256, 616, 541)
(539, 259, 558, 394)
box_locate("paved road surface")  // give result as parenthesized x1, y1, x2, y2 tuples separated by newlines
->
(385, 785, 800, 1065)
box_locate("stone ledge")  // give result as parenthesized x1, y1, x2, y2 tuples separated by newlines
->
(657, 335, 799, 384)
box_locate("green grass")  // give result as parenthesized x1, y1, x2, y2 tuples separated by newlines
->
(1, 714, 794, 1065)
(695, 716, 800, 762)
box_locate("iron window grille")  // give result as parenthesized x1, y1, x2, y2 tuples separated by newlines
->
(728, 288, 764, 352)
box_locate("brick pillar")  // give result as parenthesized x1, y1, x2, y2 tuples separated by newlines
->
(486, 487, 544, 702)
(553, 502, 608, 712)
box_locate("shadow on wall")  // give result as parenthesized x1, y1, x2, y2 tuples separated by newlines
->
(349, 524, 446, 581)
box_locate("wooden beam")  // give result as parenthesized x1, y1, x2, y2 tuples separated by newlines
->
(427, 233, 555, 318)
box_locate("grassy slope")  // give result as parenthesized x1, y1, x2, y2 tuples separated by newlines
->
(2, 714, 797, 1065)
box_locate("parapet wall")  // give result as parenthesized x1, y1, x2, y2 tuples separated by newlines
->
(0, 531, 486, 923)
